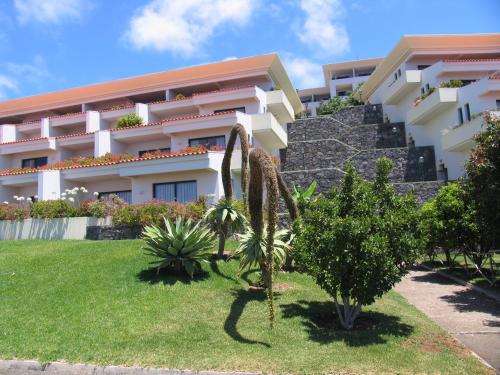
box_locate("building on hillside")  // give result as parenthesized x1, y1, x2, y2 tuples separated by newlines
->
(298, 57, 383, 117)
(361, 34, 500, 180)
(0, 54, 302, 204)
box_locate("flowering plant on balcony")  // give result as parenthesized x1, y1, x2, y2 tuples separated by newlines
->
(440, 80, 464, 88)
(412, 87, 436, 107)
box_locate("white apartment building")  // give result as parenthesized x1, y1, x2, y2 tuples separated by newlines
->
(298, 58, 383, 116)
(0, 54, 302, 204)
(362, 34, 500, 180)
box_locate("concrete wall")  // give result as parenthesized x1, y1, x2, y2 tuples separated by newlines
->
(0, 216, 111, 240)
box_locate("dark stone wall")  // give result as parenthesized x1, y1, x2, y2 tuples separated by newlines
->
(86, 226, 142, 240)
(280, 104, 441, 207)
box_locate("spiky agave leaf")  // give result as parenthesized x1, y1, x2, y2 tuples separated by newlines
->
(234, 225, 290, 272)
(141, 216, 216, 278)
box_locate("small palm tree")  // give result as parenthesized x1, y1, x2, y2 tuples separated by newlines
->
(291, 181, 318, 215)
(234, 225, 291, 288)
(142, 216, 216, 278)
(205, 198, 246, 259)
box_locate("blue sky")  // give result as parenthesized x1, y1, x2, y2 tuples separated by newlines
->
(0, 0, 498, 100)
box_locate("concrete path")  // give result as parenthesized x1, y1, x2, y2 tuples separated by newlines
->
(395, 269, 500, 371)
(0, 361, 258, 375)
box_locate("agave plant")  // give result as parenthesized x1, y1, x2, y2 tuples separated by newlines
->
(142, 216, 216, 278)
(205, 198, 247, 259)
(291, 180, 318, 215)
(234, 225, 291, 281)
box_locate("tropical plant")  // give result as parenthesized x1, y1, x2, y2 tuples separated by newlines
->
(440, 79, 464, 88)
(142, 216, 216, 278)
(116, 113, 143, 129)
(294, 158, 424, 329)
(317, 96, 350, 116)
(234, 226, 291, 277)
(291, 180, 318, 214)
(205, 197, 246, 259)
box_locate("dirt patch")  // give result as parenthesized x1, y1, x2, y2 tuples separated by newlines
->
(273, 282, 293, 291)
(403, 333, 472, 356)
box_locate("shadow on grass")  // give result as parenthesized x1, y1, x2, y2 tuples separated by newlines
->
(209, 260, 237, 282)
(224, 289, 271, 347)
(136, 267, 210, 285)
(280, 300, 414, 346)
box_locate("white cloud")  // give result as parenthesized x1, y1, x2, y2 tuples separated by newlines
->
(0, 75, 17, 100)
(0, 56, 50, 100)
(298, 0, 349, 56)
(283, 56, 323, 89)
(124, 0, 257, 56)
(14, 0, 89, 24)
(6, 55, 49, 82)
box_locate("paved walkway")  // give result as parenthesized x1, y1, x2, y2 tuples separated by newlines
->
(395, 269, 500, 371)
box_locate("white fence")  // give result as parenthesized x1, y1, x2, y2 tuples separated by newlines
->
(0, 216, 112, 240)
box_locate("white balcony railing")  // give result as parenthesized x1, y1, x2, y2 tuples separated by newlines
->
(406, 88, 458, 125)
(383, 70, 421, 105)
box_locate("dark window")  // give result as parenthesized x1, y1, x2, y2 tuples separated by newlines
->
(300, 96, 312, 103)
(98, 190, 132, 204)
(397, 69, 401, 77)
(425, 83, 430, 91)
(153, 181, 197, 203)
(464, 103, 471, 122)
(337, 91, 348, 97)
(214, 107, 245, 114)
(457, 107, 464, 125)
(22, 156, 48, 169)
(138, 148, 170, 157)
(421, 87, 425, 95)
(394, 73, 398, 80)
(496, 100, 500, 110)
(417, 65, 431, 70)
(189, 135, 225, 148)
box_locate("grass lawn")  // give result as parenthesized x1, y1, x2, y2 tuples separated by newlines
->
(0, 240, 492, 375)
(421, 253, 499, 293)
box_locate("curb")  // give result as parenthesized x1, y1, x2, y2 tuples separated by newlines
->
(0, 360, 260, 375)
(419, 264, 500, 302)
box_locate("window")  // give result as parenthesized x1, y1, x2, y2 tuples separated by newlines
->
(214, 107, 245, 114)
(153, 181, 197, 203)
(421, 87, 425, 95)
(138, 148, 170, 157)
(397, 69, 402, 77)
(417, 65, 431, 70)
(425, 83, 430, 92)
(464, 103, 471, 122)
(98, 190, 132, 204)
(22, 156, 47, 169)
(496, 100, 500, 110)
(394, 73, 398, 81)
(189, 135, 225, 148)
(337, 91, 348, 97)
(457, 107, 464, 125)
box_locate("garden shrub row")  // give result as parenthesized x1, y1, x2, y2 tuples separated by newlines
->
(0, 197, 206, 227)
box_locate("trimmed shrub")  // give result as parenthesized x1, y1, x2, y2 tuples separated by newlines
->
(112, 198, 206, 228)
(294, 158, 424, 329)
(0, 203, 30, 221)
(77, 197, 126, 218)
(31, 200, 77, 219)
(116, 113, 143, 129)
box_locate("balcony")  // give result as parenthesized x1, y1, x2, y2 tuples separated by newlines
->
(56, 132, 94, 150)
(16, 121, 40, 137)
(0, 137, 56, 155)
(50, 112, 86, 127)
(266, 90, 294, 123)
(406, 88, 458, 125)
(61, 150, 223, 181)
(99, 105, 135, 123)
(383, 70, 421, 105)
(442, 111, 499, 152)
(251, 112, 287, 149)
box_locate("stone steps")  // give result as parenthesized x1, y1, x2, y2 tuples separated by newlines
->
(279, 104, 441, 205)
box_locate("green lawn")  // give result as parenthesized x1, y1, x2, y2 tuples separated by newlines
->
(0, 240, 492, 375)
(422, 253, 499, 293)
